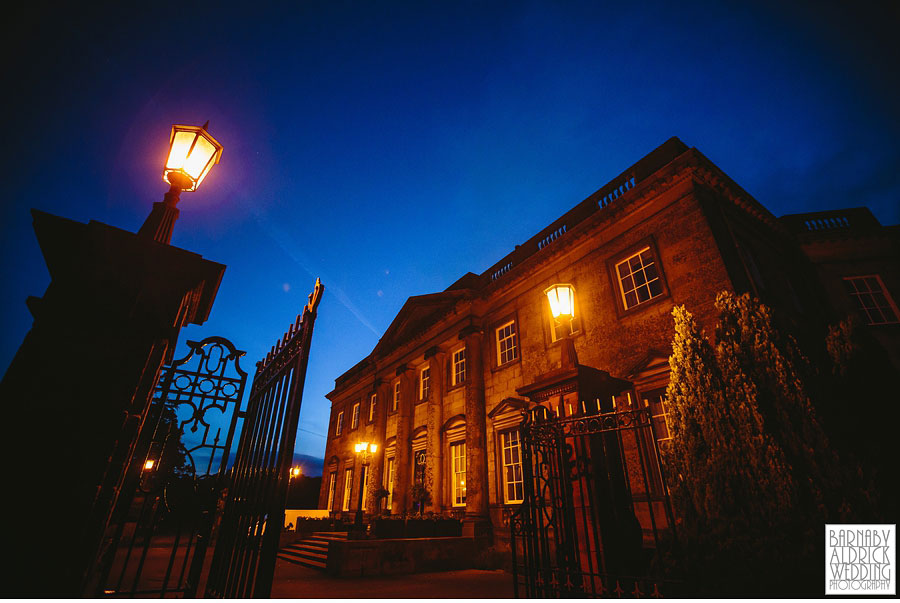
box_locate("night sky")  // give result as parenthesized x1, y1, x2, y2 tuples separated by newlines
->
(3, 1, 898, 472)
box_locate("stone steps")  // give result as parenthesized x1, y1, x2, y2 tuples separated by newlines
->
(277, 531, 347, 570)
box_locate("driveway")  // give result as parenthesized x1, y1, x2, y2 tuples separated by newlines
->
(271, 559, 516, 598)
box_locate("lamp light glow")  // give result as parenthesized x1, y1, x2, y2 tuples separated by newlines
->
(144, 459, 155, 470)
(545, 284, 575, 320)
(163, 122, 223, 192)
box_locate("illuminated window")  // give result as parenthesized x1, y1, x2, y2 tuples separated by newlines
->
(385, 457, 394, 510)
(342, 468, 353, 511)
(452, 348, 467, 386)
(451, 442, 467, 507)
(368, 393, 376, 423)
(335, 411, 343, 436)
(843, 275, 899, 325)
(419, 366, 431, 400)
(616, 247, 664, 310)
(351, 402, 360, 429)
(326, 471, 337, 511)
(501, 430, 524, 504)
(392, 381, 401, 412)
(496, 320, 518, 365)
(643, 388, 671, 441)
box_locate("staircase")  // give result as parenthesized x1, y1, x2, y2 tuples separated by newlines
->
(277, 531, 347, 570)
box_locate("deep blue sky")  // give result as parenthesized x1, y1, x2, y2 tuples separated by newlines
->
(3, 1, 898, 472)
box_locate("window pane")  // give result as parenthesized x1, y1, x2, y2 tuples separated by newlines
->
(648, 279, 663, 297)
(625, 291, 638, 308)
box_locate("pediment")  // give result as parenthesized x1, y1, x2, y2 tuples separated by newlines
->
(373, 289, 474, 356)
(626, 350, 670, 382)
(488, 397, 529, 420)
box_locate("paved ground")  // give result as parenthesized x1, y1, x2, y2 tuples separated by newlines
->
(270, 559, 516, 599)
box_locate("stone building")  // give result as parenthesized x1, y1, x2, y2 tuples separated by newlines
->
(317, 137, 899, 541)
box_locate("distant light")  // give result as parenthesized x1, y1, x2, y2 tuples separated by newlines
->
(290, 466, 302, 478)
(163, 122, 223, 192)
(144, 459, 155, 471)
(545, 284, 575, 320)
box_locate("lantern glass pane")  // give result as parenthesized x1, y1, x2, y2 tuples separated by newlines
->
(166, 130, 197, 170)
(184, 135, 217, 180)
(558, 286, 573, 317)
(547, 289, 561, 317)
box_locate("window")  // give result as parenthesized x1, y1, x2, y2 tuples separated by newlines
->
(351, 402, 360, 429)
(451, 442, 467, 506)
(392, 381, 400, 412)
(335, 411, 343, 436)
(452, 348, 467, 386)
(419, 366, 431, 400)
(385, 457, 394, 510)
(496, 320, 518, 365)
(368, 393, 376, 423)
(615, 247, 664, 310)
(342, 468, 353, 511)
(501, 430, 524, 504)
(643, 388, 671, 441)
(843, 275, 899, 325)
(326, 471, 337, 511)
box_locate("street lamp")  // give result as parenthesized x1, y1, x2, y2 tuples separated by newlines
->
(139, 122, 224, 244)
(545, 283, 575, 323)
(353, 441, 378, 528)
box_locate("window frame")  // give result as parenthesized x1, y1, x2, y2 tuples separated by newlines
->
(451, 347, 467, 386)
(495, 319, 519, 367)
(335, 410, 343, 436)
(608, 239, 669, 317)
(501, 429, 524, 504)
(450, 441, 467, 507)
(326, 471, 337, 512)
(351, 402, 360, 430)
(368, 393, 376, 423)
(419, 366, 431, 401)
(385, 457, 394, 511)
(392, 380, 401, 413)
(341, 468, 353, 511)
(842, 274, 900, 325)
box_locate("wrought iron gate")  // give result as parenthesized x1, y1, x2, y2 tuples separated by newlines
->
(90, 335, 248, 597)
(204, 278, 324, 598)
(510, 404, 680, 598)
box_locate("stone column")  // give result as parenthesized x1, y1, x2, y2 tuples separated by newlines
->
(425, 347, 445, 514)
(364, 377, 388, 513)
(391, 366, 414, 515)
(460, 326, 492, 539)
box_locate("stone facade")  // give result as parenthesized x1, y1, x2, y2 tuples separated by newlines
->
(318, 137, 899, 541)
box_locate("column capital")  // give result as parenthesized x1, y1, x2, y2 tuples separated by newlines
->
(458, 325, 483, 340)
(424, 345, 441, 360)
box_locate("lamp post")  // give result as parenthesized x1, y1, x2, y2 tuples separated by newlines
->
(545, 284, 579, 405)
(287, 466, 301, 507)
(353, 441, 377, 529)
(138, 122, 223, 245)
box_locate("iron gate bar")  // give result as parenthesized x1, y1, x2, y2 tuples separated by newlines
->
(89, 336, 248, 598)
(204, 279, 323, 598)
(511, 403, 679, 598)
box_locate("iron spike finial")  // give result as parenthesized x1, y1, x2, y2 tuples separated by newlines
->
(202, 120, 210, 130)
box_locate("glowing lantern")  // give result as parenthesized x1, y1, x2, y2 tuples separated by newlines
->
(545, 284, 575, 321)
(162, 122, 223, 192)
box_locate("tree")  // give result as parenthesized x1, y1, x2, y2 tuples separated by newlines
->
(662, 293, 840, 594)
